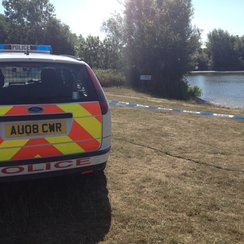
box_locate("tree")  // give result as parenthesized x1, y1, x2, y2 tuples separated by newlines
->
(77, 33, 122, 69)
(194, 48, 209, 71)
(2, 0, 77, 54)
(232, 35, 244, 70)
(77, 35, 102, 68)
(0, 14, 9, 42)
(2, 0, 55, 43)
(100, 37, 122, 69)
(123, 0, 199, 99)
(206, 29, 242, 71)
(76, 35, 86, 59)
(102, 14, 124, 69)
(44, 18, 76, 55)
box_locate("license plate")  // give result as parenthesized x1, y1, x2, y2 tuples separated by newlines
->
(5, 121, 67, 138)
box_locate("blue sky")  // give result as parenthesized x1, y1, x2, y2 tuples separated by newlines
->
(191, 0, 244, 43)
(0, 0, 243, 44)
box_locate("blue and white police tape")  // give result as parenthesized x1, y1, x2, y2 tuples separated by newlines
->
(109, 100, 244, 120)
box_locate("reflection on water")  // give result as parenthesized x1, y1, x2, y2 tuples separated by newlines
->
(187, 73, 244, 108)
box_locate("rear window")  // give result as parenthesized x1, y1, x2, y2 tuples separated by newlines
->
(0, 62, 98, 105)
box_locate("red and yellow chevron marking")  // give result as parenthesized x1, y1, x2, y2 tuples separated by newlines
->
(0, 102, 102, 162)
(12, 139, 62, 160)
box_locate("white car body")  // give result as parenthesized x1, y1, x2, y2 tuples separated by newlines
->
(0, 45, 111, 180)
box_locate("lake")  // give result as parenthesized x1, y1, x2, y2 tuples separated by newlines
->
(186, 73, 244, 108)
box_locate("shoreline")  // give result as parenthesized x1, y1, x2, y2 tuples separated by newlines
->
(190, 70, 244, 75)
(193, 97, 211, 105)
(193, 96, 244, 110)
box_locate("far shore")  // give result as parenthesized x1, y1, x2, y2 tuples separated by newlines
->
(190, 70, 244, 74)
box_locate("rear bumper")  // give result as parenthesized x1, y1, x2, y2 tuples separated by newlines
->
(0, 147, 110, 181)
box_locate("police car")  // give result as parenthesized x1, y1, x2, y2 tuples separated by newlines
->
(0, 44, 111, 180)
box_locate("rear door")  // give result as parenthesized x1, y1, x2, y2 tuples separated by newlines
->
(0, 62, 102, 162)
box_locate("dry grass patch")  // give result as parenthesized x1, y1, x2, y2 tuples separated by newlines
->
(103, 88, 244, 243)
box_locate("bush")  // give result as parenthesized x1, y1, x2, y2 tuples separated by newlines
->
(187, 84, 202, 98)
(94, 69, 126, 87)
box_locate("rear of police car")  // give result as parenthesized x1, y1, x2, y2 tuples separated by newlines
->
(0, 44, 111, 180)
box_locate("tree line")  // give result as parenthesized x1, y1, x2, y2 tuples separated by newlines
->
(0, 0, 122, 69)
(0, 0, 243, 99)
(196, 29, 244, 71)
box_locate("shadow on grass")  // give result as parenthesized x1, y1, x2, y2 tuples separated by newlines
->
(0, 172, 111, 244)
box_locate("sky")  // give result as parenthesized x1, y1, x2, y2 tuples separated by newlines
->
(0, 0, 243, 44)
(191, 0, 244, 43)
(49, 0, 122, 38)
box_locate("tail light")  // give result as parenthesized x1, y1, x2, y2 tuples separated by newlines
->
(86, 65, 109, 115)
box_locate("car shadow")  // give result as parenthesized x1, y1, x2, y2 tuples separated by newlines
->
(0, 172, 111, 244)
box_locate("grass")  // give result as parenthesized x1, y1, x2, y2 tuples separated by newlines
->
(0, 87, 243, 243)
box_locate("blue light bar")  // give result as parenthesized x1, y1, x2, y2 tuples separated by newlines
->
(34, 45, 52, 52)
(0, 44, 10, 50)
(0, 44, 52, 53)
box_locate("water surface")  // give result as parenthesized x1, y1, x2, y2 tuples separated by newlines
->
(187, 73, 244, 108)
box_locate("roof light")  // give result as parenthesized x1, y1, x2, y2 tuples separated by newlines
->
(0, 44, 52, 53)
(34, 45, 52, 52)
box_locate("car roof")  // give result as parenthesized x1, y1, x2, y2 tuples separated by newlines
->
(0, 52, 85, 65)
